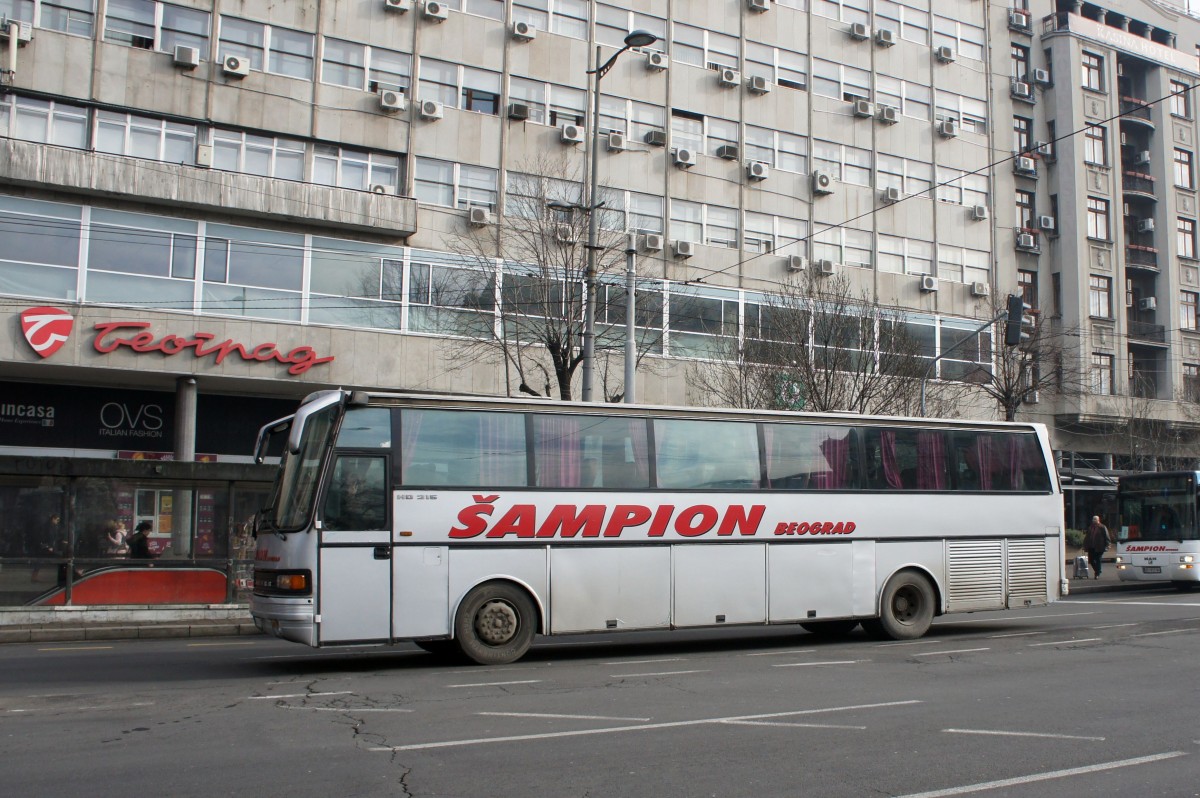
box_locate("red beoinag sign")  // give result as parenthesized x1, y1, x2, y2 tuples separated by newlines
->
(20, 307, 335, 375)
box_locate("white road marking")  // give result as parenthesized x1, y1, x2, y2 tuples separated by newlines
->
(1101, 600, 1200, 608)
(1132, 629, 1191, 638)
(1092, 623, 1138, 629)
(772, 660, 867, 668)
(478, 712, 651, 722)
(248, 691, 353, 699)
(277, 706, 413, 712)
(877, 640, 943, 647)
(986, 631, 1046, 639)
(893, 751, 1187, 798)
(944, 728, 1105, 741)
(250, 651, 420, 661)
(37, 646, 113, 652)
(187, 641, 258, 647)
(3, 702, 154, 713)
(720, 720, 867, 730)
(370, 699, 921, 752)
(744, 649, 817, 657)
(910, 648, 990, 657)
(1027, 638, 1102, 647)
(601, 658, 684, 666)
(447, 680, 541, 688)
(536, 641, 613, 648)
(609, 670, 707, 678)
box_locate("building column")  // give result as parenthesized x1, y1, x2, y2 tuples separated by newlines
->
(173, 377, 197, 557)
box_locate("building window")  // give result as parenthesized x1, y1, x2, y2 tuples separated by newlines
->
(935, 90, 986, 134)
(812, 58, 871, 103)
(211, 129, 305, 180)
(1089, 275, 1112, 318)
(1018, 269, 1037, 308)
(1015, 189, 1035, 229)
(876, 75, 932, 121)
(413, 157, 497, 209)
(1184, 363, 1200, 402)
(1082, 52, 1104, 92)
(312, 145, 401, 192)
(813, 0, 870, 25)
(1013, 116, 1031, 154)
(1090, 353, 1114, 395)
(3, 0, 95, 37)
(1170, 80, 1191, 119)
(745, 41, 808, 91)
(813, 140, 872, 186)
(420, 59, 501, 115)
(672, 22, 740, 71)
(105, 0, 210, 59)
(94, 110, 197, 164)
(1051, 273, 1062, 316)
(512, 0, 588, 40)
(321, 38, 411, 93)
(1174, 149, 1195, 189)
(1083, 125, 1107, 166)
(874, 0, 929, 45)
(745, 126, 808, 174)
(932, 15, 984, 61)
(1010, 44, 1029, 81)
(1182, 291, 1200, 330)
(218, 17, 315, 80)
(0, 94, 89, 149)
(595, 3, 666, 50)
(1087, 197, 1110, 240)
(1179, 218, 1197, 259)
(878, 235, 934, 276)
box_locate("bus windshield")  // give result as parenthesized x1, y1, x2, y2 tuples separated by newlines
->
(1120, 476, 1198, 542)
(271, 401, 340, 531)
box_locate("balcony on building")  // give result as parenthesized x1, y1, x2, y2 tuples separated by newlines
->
(0, 138, 418, 238)
(1042, 7, 1181, 54)
(1130, 349, 1165, 399)
(1119, 96, 1155, 130)
(1121, 170, 1157, 202)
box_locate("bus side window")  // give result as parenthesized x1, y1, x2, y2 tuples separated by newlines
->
(654, 419, 760, 490)
(324, 455, 388, 531)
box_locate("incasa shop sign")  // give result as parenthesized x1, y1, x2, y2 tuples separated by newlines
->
(20, 307, 335, 376)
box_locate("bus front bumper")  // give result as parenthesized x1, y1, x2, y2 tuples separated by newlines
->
(250, 595, 316, 646)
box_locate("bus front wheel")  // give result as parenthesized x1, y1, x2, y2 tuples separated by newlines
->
(870, 571, 935, 640)
(454, 582, 537, 665)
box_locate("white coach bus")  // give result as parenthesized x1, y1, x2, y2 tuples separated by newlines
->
(1117, 472, 1200, 590)
(250, 390, 1066, 664)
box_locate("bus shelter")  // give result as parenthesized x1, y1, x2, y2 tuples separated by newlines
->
(0, 456, 273, 607)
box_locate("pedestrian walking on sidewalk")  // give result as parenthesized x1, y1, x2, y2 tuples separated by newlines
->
(1084, 516, 1111, 579)
(128, 521, 157, 560)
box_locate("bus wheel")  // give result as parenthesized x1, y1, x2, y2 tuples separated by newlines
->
(799, 620, 859, 637)
(455, 583, 536, 665)
(875, 571, 935, 640)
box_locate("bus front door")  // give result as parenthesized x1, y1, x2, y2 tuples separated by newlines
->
(317, 454, 392, 644)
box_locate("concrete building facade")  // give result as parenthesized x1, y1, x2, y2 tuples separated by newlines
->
(1, 0, 1199, 507)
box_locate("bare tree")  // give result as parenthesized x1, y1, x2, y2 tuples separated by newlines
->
(689, 270, 947, 415)
(442, 154, 657, 401)
(970, 297, 1085, 422)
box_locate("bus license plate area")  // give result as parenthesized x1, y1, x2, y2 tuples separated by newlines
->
(1143, 566, 1162, 574)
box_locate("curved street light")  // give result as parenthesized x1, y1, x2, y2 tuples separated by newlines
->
(580, 30, 659, 403)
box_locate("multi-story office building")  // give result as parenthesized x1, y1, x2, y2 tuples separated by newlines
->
(0, 0, 1198, 502)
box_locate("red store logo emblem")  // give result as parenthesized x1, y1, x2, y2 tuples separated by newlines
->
(20, 307, 74, 359)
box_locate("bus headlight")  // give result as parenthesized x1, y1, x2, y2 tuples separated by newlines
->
(1115, 556, 1125, 564)
(254, 569, 312, 596)
(1182, 555, 1195, 564)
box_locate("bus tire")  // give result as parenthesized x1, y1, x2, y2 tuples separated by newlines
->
(454, 582, 537, 665)
(799, 620, 859, 637)
(874, 571, 935, 640)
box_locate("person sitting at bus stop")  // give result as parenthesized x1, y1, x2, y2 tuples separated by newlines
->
(1084, 516, 1111, 579)
(128, 521, 157, 560)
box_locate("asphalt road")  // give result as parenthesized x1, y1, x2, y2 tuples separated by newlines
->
(4, 591, 1200, 798)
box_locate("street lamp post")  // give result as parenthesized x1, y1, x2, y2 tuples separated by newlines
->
(580, 29, 658, 403)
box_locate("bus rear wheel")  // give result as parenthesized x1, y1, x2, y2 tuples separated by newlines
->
(871, 571, 935, 640)
(799, 620, 859, 637)
(454, 582, 537, 665)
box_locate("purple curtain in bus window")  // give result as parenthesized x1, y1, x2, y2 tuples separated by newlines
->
(880, 430, 903, 489)
(400, 410, 423, 474)
(535, 416, 582, 487)
(479, 413, 523, 485)
(816, 430, 849, 489)
(627, 419, 649, 483)
(975, 434, 995, 491)
(916, 431, 946, 490)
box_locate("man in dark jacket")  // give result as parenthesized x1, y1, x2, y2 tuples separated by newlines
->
(128, 521, 157, 560)
(1084, 516, 1111, 579)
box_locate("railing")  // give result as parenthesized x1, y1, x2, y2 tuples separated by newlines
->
(1120, 96, 1154, 123)
(1122, 171, 1157, 196)
(1126, 245, 1158, 267)
(1127, 320, 1166, 343)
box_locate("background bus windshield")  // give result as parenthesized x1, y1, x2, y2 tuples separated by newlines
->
(1121, 478, 1197, 541)
(272, 404, 338, 531)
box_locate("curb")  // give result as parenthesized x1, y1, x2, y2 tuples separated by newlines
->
(0, 622, 262, 645)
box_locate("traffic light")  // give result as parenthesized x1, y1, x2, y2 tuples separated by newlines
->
(1005, 294, 1035, 347)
